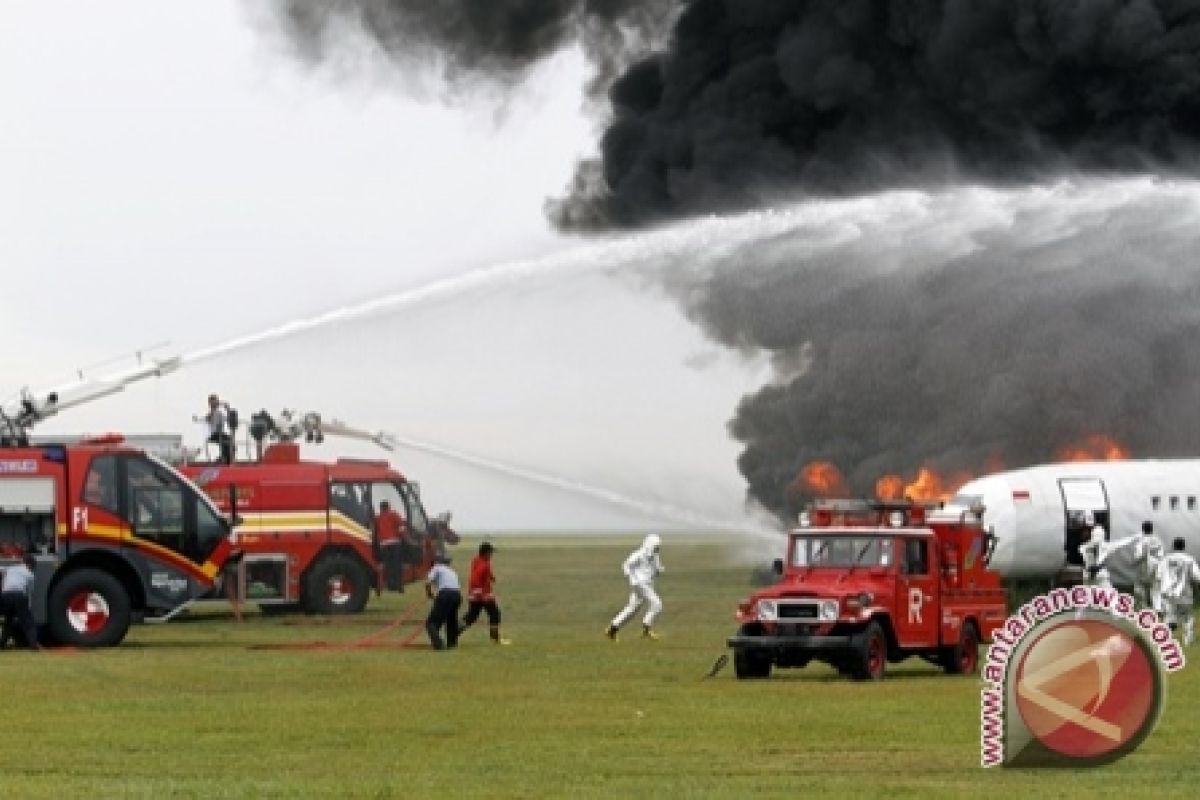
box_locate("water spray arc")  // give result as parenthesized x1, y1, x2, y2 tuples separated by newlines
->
(384, 432, 768, 534)
(4, 210, 810, 530)
(177, 206, 827, 368)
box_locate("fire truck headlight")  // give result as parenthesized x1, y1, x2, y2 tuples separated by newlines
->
(756, 600, 778, 621)
(888, 511, 905, 527)
(819, 600, 838, 621)
(797, 512, 811, 527)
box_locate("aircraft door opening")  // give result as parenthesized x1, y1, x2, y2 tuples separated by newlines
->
(1058, 478, 1110, 567)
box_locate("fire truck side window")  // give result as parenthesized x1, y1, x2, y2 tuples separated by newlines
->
(124, 457, 185, 550)
(83, 455, 120, 515)
(331, 482, 373, 530)
(902, 539, 929, 576)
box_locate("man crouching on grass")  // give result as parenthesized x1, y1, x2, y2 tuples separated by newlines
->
(425, 555, 462, 650)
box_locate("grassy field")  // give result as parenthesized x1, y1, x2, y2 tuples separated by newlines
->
(0, 534, 1196, 798)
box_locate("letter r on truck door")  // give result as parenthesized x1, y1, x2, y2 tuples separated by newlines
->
(908, 587, 924, 623)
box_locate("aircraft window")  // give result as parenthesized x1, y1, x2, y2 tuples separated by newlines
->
(1152, 496, 1161, 511)
(1190, 497, 1197, 512)
(1170, 496, 1180, 511)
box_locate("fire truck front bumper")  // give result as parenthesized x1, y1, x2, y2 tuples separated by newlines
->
(726, 634, 852, 651)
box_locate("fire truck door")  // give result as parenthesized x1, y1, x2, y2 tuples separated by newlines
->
(1058, 478, 1109, 567)
(894, 537, 938, 648)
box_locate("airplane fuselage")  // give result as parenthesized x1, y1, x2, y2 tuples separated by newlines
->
(951, 460, 1200, 584)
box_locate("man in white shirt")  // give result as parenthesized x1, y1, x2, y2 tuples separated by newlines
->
(1157, 538, 1200, 646)
(199, 394, 234, 465)
(0, 555, 41, 650)
(425, 555, 462, 650)
(606, 534, 665, 641)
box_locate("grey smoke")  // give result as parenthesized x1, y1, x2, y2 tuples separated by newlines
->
(656, 180, 1200, 515)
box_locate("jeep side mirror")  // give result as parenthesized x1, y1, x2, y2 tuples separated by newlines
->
(772, 558, 784, 576)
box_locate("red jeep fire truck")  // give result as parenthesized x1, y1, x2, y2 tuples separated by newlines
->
(0, 435, 237, 647)
(727, 499, 1007, 680)
(179, 440, 445, 615)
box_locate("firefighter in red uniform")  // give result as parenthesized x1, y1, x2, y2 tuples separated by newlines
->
(460, 541, 510, 645)
(375, 500, 406, 593)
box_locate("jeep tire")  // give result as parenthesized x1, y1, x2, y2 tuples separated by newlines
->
(732, 624, 772, 679)
(942, 621, 980, 675)
(848, 620, 888, 681)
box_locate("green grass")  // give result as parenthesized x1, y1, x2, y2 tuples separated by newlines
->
(0, 534, 1196, 798)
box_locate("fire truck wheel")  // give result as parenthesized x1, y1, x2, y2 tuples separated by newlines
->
(303, 555, 370, 615)
(848, 621, 888, 681)
(942, 622, 980, 675)
(732, 625, 771, 679)
(733, 649, 772, 680)
(47, 569, 132, 647)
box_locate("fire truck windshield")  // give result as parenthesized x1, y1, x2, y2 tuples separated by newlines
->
(399, 481, 428, 535)
(791, 535, 894, 569)
(147, 454, 226, 522)
(364, 480, 428, 536)
(127, 454, 229, 562)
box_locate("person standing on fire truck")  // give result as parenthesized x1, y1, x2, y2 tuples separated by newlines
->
(375, 500, 406, 593)
(606, 534, 665, 641)
(198, 394, 234, 465)
(0, 554, 41, 651)
(459, 541, 510, 645)
(425, 555, 462, 650)
(1158, 538, 1200, 646)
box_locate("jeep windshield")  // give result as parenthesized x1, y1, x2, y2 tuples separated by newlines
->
(790, 535, 894, 569)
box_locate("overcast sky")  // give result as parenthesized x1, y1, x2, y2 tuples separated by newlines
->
(0, 1, 773, 533)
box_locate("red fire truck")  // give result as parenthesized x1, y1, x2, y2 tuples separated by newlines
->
(0, 364, 451, 637)
(0, 435, 238, 647)
(727, 499, 1007, 680)
(178, 440, 445, 615)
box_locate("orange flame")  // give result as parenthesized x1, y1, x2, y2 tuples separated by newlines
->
(792, 461, 848, 498)
(1055, 434, 1130, 462)
(904, 467, 950, 501)
(875, 474, 905, 501)
(875, 467, 976, 502)
(843, 436, 1128, 506)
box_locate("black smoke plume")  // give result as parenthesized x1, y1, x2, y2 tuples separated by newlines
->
(559, 0, 1200, 520)
(259, 0, 675, 101)
(552, 0, 1200, 228)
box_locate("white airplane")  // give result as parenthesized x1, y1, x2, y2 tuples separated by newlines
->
(948, 460, 1200, 585)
